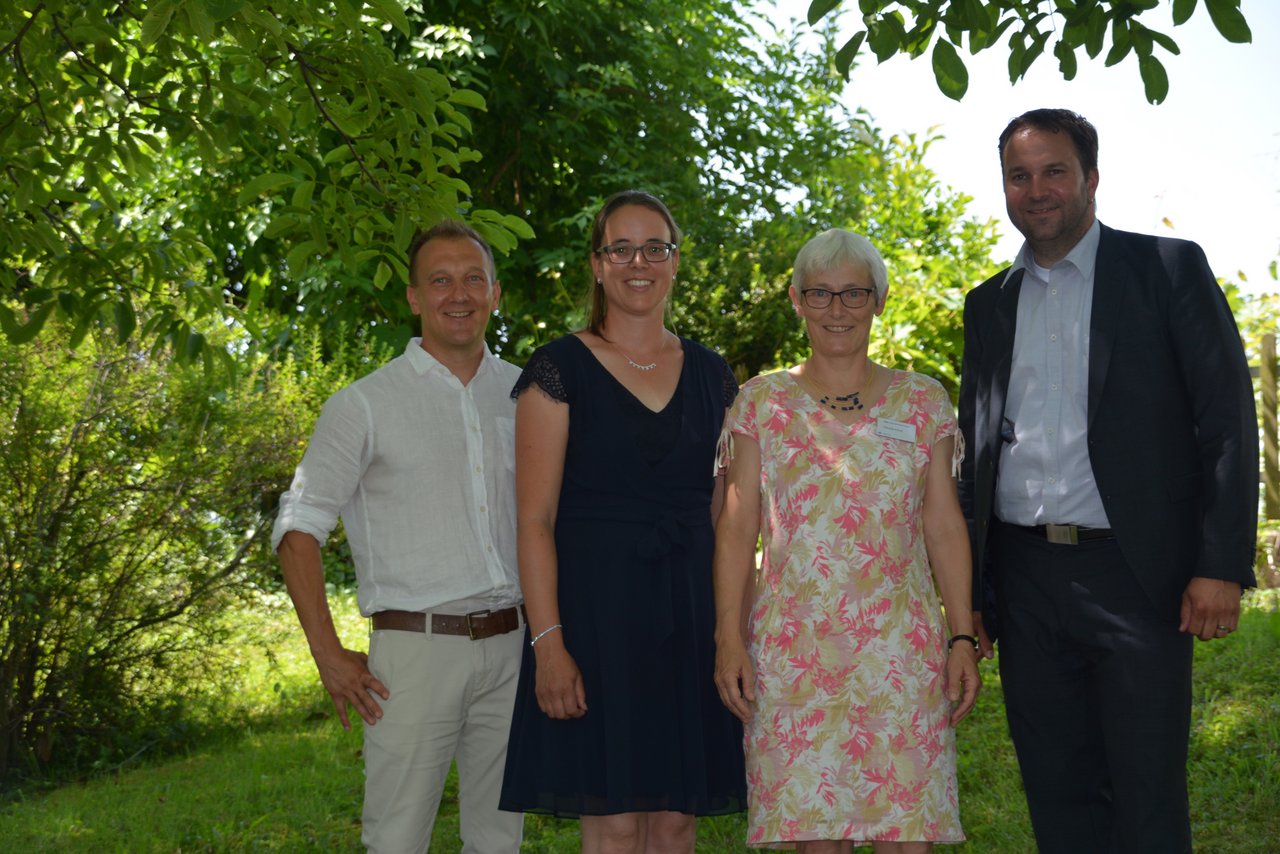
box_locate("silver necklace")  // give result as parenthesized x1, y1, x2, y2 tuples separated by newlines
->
(624, 355, 657, 371)
(619, 336, 665, 371)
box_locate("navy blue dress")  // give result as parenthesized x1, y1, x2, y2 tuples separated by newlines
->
(499, 334, 747, 818)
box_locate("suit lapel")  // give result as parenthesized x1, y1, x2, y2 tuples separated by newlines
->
(986, 269, 1022, 456)
(1088, 226, 1124, 430)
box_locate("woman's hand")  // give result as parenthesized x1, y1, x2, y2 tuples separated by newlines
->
(714, 635, 756, 723)
(533, 640, 587, 720)
(944, 641, 981, 725)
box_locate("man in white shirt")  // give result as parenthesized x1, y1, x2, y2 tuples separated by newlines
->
(274, 221, 524, 853)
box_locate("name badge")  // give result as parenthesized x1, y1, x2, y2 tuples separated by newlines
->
(875, 418, 917, 443)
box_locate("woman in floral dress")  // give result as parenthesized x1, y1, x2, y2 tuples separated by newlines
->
(712, 228, 980, 852)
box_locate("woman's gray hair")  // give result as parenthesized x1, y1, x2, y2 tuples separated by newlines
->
(791, 228, 888, 303)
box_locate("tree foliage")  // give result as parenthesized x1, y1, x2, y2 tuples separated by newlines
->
(0, 324, 374, 780)
(0, 0, 529, 367)
(807, 0, 1252, 104)
(411, 0, 1000, 384)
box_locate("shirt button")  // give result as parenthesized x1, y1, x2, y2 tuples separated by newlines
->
(1050, 384, 1058, 391)
(1050, 334, 1058, 341)
(480, 505, 487, 513)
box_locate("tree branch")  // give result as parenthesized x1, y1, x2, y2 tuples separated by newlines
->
(289, 43, 383, 192)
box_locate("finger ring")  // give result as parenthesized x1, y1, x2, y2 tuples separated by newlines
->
(1215, 625, 1230, 632)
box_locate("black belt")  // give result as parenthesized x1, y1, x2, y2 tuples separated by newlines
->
(1001, 521, 1114, 545)
(371, 605, 525, 639)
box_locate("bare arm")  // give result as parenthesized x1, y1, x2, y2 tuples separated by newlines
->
(278, 530, 389, 729)
(515, 385, 586, 719)
(712, 432, 762, 723)
(922, 435, 981, 724)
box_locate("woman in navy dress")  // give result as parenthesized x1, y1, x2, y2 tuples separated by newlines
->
(499, 190, 746, 852)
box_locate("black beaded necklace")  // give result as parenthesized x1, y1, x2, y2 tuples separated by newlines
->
(818, 390, 863, 412)
(804, 361, 875, 413)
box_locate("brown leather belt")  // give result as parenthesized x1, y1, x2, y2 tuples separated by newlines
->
(1003, 521, 1114, 545)
(371, 605, 525, 640)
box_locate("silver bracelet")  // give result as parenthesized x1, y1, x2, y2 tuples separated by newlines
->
(530, 623, 562, 647)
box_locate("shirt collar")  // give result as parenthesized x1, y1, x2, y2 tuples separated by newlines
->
(1001, 219, 1102, 288)
(403, 338, 495, 379)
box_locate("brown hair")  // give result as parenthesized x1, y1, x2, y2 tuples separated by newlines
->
(998, 108, 1099, 175)
(586, 190, 681, 336)
(407, 220, 496, 286)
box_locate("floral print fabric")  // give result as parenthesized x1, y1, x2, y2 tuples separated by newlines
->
(721, 369, 965, 847)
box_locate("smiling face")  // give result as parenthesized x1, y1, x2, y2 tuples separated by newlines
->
(789, 261, 885, 359)
(589, 204, 679, 321)
(1001, 126, 1099, 266)
(406, 235, 500, 360)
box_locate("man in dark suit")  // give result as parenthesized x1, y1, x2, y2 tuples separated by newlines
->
(958, 108, 1257, 853)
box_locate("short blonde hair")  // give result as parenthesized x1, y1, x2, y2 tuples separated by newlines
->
(791, 228, 888, 303)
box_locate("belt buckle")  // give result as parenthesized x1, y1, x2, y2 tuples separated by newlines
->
(1045, 523, 1079, 545)
(464, 609, 491, 640)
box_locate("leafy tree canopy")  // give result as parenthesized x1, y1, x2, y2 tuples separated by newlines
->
(806, 0, 1252, 104)
(1, 0, 1003, 383)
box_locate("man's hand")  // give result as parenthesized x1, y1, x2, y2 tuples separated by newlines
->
(973, 610, 995, 659)
(1179, 577, 1242, 641)
(314, 646, 390, 729)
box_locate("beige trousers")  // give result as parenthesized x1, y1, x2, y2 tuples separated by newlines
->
(361, 624, 524, 854)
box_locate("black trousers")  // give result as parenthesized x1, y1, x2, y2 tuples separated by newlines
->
(991, 521, 1193, 854)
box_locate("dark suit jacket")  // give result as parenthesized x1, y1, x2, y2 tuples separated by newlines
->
(958, 224, 1258, 624)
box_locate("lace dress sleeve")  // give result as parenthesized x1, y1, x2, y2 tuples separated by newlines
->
(511, 346, 569, 403)
(718, 356, 739, 407)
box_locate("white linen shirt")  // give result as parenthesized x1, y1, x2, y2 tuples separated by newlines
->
(996, 219, 1111, 528)
(272, 339, 522, 616)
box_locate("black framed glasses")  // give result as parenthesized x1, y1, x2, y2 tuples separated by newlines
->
(799, 287, 875, 309)
(596, 242, 677, 264)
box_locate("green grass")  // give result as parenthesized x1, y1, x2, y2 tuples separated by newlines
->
(2, 591, 1277, 852)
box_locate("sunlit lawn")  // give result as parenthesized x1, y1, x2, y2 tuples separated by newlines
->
(2, 591, 1277, 852)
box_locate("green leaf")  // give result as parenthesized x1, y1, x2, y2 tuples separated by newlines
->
(1138, 54, 1169, 104)
(931, 39, 969, 101)
(291, 180, 315, 209)
(1085, 8, 1107, 57)
(1148, 29, 1180, 55)
(448, 88, 487, 111)
(807, 0, 842, 26)
(1204, 0, 1252, 43)
(140, 0, 177, 46)
(184, 331, 206, 362)
(868, 19, 903, 64)
(834, 32, 866, 76)
(0, 304, 17, 338)
(205, 0, 244, 22)
(236, 173, 295, 207)
(114, 298, 137, 344)
(5, 301, 55, 345)
(1105, 20, 1132, 66)
(366, 0, 413, 38)
(1054, 40, 1078, 80)
(1172, 0, 1197, 26)
(373, 261, 393, 290)
(184, 2, 216, 43)
(286, 241, 316, 277)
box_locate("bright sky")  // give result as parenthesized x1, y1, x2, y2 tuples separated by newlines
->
(771, 1, 1280, 294)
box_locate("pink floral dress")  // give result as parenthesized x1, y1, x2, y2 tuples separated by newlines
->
(720, 368, 965, 848)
